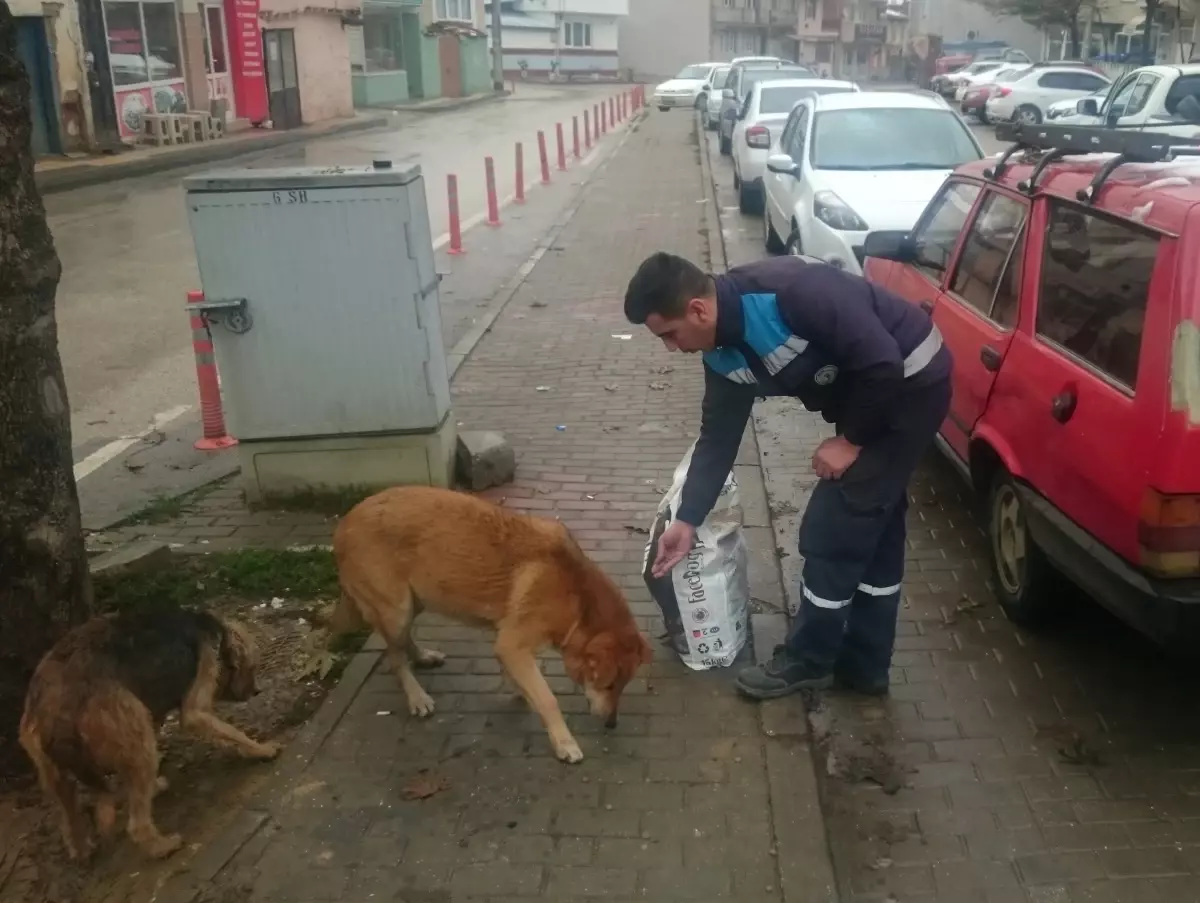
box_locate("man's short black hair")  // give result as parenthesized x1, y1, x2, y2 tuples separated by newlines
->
(624, 252, 713, 324)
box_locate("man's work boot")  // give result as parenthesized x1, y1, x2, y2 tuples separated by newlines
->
(735, 645, 833, 700)
(832, 665, 889, 697)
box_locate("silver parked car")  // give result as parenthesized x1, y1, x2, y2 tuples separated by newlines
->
(702, 65, 731, 129)
(719, 62, 815, 155)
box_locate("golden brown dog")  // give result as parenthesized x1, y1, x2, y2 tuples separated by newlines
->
(332, 486, 652, 763)
(19, 609, 278, 861)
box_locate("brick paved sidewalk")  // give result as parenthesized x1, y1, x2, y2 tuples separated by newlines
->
(157, 111, 836, 903)
(705, 124, 1200, 903)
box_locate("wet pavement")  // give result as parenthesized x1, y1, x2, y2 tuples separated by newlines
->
(49, 84, 621, 464)
(705, 118, 1200, 902)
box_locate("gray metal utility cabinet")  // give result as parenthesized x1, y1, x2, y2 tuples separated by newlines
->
(184, 162, 454, 504)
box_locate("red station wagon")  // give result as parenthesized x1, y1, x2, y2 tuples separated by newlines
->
(862, 124, 1200, 647)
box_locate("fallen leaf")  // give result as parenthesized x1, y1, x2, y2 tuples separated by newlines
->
(401, 773, 450, 800)
(649, 381, 671, 390)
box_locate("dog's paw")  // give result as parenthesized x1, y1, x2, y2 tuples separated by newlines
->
(412, 648, 446, 669)
(408, 690, 436, 718)
(255, 742, 282, 761)
(145, 833, 184, 859)
(554, 739, 585, 764)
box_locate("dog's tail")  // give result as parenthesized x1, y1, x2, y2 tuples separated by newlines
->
(325, 589, 367, 636)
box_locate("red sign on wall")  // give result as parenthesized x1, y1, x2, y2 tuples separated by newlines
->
(224, 0, 268, 124)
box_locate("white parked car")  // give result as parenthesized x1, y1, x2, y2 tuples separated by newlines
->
(985, 65, 1111, 124)
(731, 78, 858, 213)
(761, 92, 984, 274)
(943, 60, 1006, 97)
(701, 65, 732, 129)
(655, 63, 721, 111)
(1053, 64, 1200, 138)
(1047, 86, 1107, 119)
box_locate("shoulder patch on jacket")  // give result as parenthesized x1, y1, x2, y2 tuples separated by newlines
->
(703, 347, 757, 384)
(740, 293, 810, 375)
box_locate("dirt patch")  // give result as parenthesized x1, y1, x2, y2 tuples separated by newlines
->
(0, 550, 361, 903)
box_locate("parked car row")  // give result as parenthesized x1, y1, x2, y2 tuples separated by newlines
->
(858, 123, 1200, 650)
(710, 78, 1200, 650)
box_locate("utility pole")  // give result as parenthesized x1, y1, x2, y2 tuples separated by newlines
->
(490, 0, 504, 91)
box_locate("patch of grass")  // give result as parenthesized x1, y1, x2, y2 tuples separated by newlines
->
(121, 479, 226, 527)
(95, 548, 340, 613)
(125, 493, 191, 526)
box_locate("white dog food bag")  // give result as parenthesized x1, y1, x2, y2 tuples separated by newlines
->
(641, 442, 750, 671)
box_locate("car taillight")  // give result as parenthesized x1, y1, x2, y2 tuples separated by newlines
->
(1138, 489, 1200, 577)
(746, 126, 770, 149)
(995, 87, 1012, 97)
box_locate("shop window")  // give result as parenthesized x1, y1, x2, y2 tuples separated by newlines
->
(564, 22, 591, 48)
(363, 11, 403, 72)
(104, 0, 182, 86)
(202, 5, 228, 75)
(142, 2, 182, 80)
(104, 1, 147, 86)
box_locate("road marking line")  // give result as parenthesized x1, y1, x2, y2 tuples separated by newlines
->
(73, 404, 193, 481)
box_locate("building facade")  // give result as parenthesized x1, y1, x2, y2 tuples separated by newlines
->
(618, 0, 708, 81)
(9, 0, 92, 154)
(485, 0, 627, 79)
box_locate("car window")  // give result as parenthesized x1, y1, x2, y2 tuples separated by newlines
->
(676, 65, 712, 80)
(739, 68, 812, 99)
(778, 110, 800, 153)
(786, 107, 809, 160)
(1075, 73, 1110, 92)
(810, 108, 982, 170)
(1124, 74, 1159, 113)
(711, 68, 731, 90)
(1038, 72, 1074, 89)
(949, 191, 1028, 325)
(759, 85, 853, 114)
(1163, 74, 1200, 114)
(1035, 201, 1159, 390)
(910, 181, 982, 279)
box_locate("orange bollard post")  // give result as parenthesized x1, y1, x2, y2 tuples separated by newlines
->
(515, 142, 525, 203)
(447, 173, 465, 255)
(187, 291, 237, 451)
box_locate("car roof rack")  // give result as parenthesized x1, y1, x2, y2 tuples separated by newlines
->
(987, 121, 1200, 202)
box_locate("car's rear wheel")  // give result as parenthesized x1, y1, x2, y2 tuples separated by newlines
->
(987, 472, 1061, 625)
(695, 94, 706, 110)
(738, 179, 760, 215)
(1016, 104, 1042, 125)
(658, 105, 669, 112)
(763, 207, 785, 254)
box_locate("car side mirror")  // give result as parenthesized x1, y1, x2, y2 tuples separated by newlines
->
(862, 230, 916, 263)
(766, 154, 798, 176)
(723, 88, 735, 100)
(1077, 97, 1099, 116)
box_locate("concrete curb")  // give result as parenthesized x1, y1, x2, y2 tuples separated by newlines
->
(151, 107, 649, 903)
(696, 111, 841, 903)
(35, 115, 390, 195)
(376, 89, 509, 115)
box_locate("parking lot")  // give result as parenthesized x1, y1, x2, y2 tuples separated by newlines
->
(703, 113, 1200, 902)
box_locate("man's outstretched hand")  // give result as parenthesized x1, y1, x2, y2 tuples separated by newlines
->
(652, 521, 697, 578)
(813, 436, 861, 480)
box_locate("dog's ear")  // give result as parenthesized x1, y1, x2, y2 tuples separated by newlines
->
(583, 633, 618, 687)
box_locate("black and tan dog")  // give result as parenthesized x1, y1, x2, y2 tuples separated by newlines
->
(19, 609, 279, 861)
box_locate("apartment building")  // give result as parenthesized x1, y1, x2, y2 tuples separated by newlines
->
(486, 0, 628, 79)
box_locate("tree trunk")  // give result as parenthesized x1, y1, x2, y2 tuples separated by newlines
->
(0, 0, 93, 767)
(1143, 0, 1159, 64)
(1068, 20, 1081, 59)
